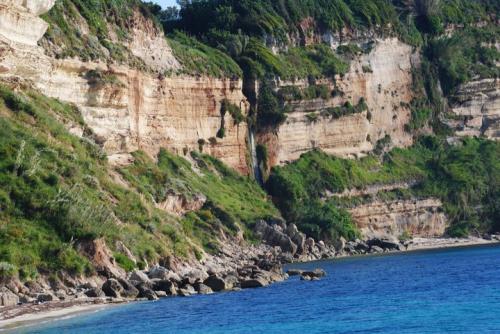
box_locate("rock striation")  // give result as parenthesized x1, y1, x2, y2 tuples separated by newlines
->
(348, 198, 447, 240)
(259, 38, 415, 166)
(0, 1, 250, 173)
(446, 79, 500, 140)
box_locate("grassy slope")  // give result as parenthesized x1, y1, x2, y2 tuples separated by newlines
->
(0, 84, 278, 281)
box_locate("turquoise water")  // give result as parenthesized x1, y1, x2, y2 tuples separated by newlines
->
(13, 245, 500, 333)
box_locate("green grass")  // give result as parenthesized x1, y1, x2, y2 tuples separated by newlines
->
(0, 83, 279, 280)
(167, 31, 243, 78)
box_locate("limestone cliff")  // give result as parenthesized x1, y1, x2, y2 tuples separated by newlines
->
(445, 78, 500, 140)
(349, 198, 447, 240)
(259, 38, 415, 166)
(0, 0, 249, 173)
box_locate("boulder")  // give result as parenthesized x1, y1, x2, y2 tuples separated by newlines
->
(129, 270, 150, 284)
(286, 269, 304, 276)
(152, 279, 177, 296)
(117, 279, 139, 298)
(148, 266, 169, 280)
(154, 290, 167, 298)
(19, 295, 36, 304)
(367, 237, 402, 251)
(177, 284, 196, 297)
(302, 269, 326, 278)
(223, 275, 239, 290)
(240, 277, 269, 289)
(193, 283, 213, 295)
(84, 287, 105, 298)
(286, 224, 306, 253)
(254, 220, 298, 255)
(102, 278, 124, 298)
(203, 275, 226, 292)
(333, 237, 347, 253)
(36, 293, 54, 303)
(0, 287, 19, 306)
(370, 246, 384, 253)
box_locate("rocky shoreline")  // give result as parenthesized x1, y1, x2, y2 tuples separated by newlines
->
(1, 219, 499, 329)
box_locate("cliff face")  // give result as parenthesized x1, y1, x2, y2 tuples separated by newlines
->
(0, 0, 54, 46)
(259, 38, 415, 166)
(0, 0, 249, 173)
(349, 198, 447, 240)
(445, 79, 500, 140)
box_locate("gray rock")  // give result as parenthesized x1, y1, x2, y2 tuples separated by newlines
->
(193, 283, 213, 295)
(286, 269, 304, 276)
(254, 220, 298, 255)
(36, 293, 54, 303)
(203, 275, 227, 292)
(178, 284, 196, 297)
(136, 283, 158, 300)
(370, 246, 384, 253)
(240, 277, 269, 289)
(117, 278, 139, 298)
(152, 279, 177, 296)
(148, 266, 169, 280)
(0, 287, 19, 306)
(19, 294, 36, 304)
(84, 287, 105, 298)
(223, 275, 239, 290)
(129, 270, 150, 284)
(102, 278, 124, 298)
(154, 290, 167, 298)
(302, 269, 326, 278)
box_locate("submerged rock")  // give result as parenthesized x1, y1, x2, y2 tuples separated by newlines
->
(240, 278, 269, 289)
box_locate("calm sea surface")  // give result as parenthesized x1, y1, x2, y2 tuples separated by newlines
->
(11, 245, 500, 333)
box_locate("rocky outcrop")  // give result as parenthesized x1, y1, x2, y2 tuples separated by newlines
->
(445, 79, 500, 140)
(349, 198, 447, 240)
(260, 38, 415, 166)
(157, 192, 207, 216)
(0, 287, 18, 306)
(77, 239, 126, 279)
(254, 220, 335, 260)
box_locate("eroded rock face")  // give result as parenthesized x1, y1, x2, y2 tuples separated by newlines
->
(260, 38, 415, 166)
(0, 3, 250, 174)
(349, 198, 447, 240)
(157, 192, 207, 216)
(77, 239, 126, 279)
(0, 0, 54, 46)
(446, 79, 500, 140)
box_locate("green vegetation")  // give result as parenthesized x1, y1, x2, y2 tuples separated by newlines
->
(279, 85, 331, 102)
(119, 149, 279, 251)
(321, 98, 368, 119)
(257, 80, 287, 129)
(267, 136, 500, 240)
(426, 26, 499, 95)
(167, 31, 242, 78)
(0, 83, 278, 280)
(42, 0, 149, 66)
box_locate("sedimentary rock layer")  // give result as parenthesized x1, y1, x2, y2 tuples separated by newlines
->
(260, 38, 415, 166)
(349, 198, 447, 240)
(0, 1, 249, 173)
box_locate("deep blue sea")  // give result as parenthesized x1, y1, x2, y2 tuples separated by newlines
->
(11, 245, 500, 333)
